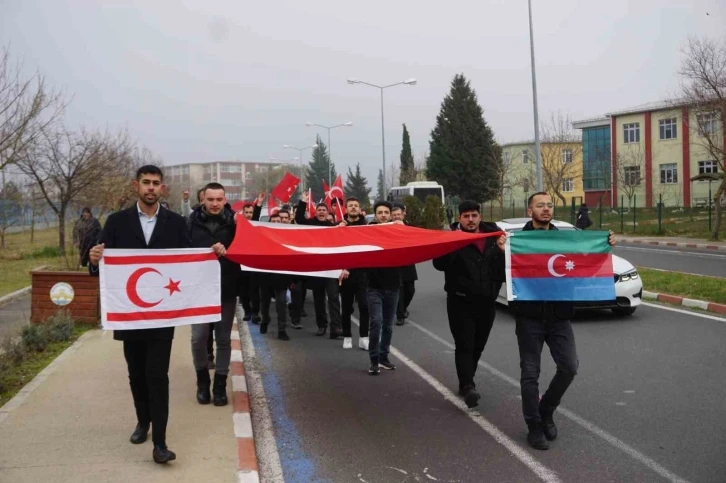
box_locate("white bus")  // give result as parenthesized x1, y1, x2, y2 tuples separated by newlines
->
(388, 181, 445, 205)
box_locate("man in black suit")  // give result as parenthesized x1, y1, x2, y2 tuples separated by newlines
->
(89, 165, 192, 464)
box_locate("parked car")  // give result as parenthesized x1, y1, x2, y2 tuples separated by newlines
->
(365, 214, 375, 224)
(495, 218, 642, 316)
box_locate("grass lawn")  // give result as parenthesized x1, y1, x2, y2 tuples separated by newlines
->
(0, 325, 94, 406)
(0, 224, 82, 298)
(638, 267, 726, 304)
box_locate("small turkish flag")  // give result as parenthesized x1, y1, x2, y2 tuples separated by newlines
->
(270, 172, 300, 203)
(267, 194, 280, 217)
(99, 248, 221, 330)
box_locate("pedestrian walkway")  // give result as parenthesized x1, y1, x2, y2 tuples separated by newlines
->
(0, 325, 238, 483)
(0, 292, 31, 341)
(618, 235, 726, 251)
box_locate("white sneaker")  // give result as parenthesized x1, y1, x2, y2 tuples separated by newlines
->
(343, 337, 353, 349)
(358, 337, 369, 351)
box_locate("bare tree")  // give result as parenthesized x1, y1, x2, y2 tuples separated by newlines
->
(386, 161, 400, 192)
(540, 112, 583, 206)
(0, 46, 65, 171)
(249, 164, 297, 196)
(679, 36, 726, 239)
(16, 127, 132, 254)
(0, 179, 22, 248)
(413, 151, 429, 181)
(615, 143, 647, 208)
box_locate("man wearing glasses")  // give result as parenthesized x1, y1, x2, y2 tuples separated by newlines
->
(512, 192, 615, 450)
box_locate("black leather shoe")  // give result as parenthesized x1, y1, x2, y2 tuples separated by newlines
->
(196, 369, 211, 405)
(527, 424, 549, 450)
(539, 401, 558, 440)
(259, 322, 268, 334)
(329, 329, 343, 340)
(463, 388, 480, 408)
(129, 423, 149, 444)
(242, 314, 251, 321)
(396, 318, 405, 326)
(213, 374, 228, 407)
(278, 331, 290, 341)
(316, 327, 327, 336)
(152, 445, 177, 464)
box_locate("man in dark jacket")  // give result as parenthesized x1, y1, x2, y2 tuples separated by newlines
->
(512, 192, 614, 450)
(295, 191, 343, 339)
(575, 203, 593, 230)
(73, 207, 101, 267)
(238, 194, 264, 324)
(338, 197, 370, 350)
(365, 201, 403, 375)
(257, 211, 291, 340)
(432, 200, 505, 409)
(187, 183, 239, 408)
(391, 203, 417, 326)
(88, 165, 190, 464)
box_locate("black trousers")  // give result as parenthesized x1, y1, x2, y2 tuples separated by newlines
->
(238, 271, 251, 314)
(446, 295, 496, 390)
(248, 273, 261, 317)
(289, 278, 306, 323)
(515, 317, 579, 425)
(260, 285, 288, 332)
(340, 276, 369, 337)
(206, 323, 214, 359)
(309, 278, 341, 330)
(122, 339, 173, 446)
(396, 281, 416, 319)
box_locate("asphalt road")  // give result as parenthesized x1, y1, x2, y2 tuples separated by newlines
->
(243, 262, 726, 483)
(614, 243, 726, 277)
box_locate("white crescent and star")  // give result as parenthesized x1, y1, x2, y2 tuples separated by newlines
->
(547, 254, 576, 277)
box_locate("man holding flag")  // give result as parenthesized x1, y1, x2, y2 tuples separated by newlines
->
(510, 192, 615, 450)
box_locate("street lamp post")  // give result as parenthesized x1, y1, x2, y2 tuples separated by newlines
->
(347, 77, 416, 199)
(283, 144, 318, 195)
(305, 122, 353, 186)
(528, 0, 543, 192)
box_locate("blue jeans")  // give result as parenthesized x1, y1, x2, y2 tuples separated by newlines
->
(366, 289, 399, 362)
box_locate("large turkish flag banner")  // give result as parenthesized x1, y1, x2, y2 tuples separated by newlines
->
(99, 248, 221, 330)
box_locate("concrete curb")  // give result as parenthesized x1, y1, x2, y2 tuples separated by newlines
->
(620, 239, 726, 252)
(642, 290, 726, 315)
(230, 319, 260, 483)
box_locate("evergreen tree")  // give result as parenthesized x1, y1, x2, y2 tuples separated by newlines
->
(426, 74, 500, 202)
(399, 123, 415, 185)
(305, 135, 337, 202)
(376, 169, 384, 202)
(345, 163, 372, 207)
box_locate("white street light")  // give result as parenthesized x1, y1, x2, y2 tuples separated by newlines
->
(347, 77, 417, 198)
(528, 0, 543, 191)
(283, 143, 318, 194)
(305, 122, 354, 186)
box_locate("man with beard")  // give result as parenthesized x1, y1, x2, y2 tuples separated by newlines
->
(88, 165, 190, 464)
(432, 200, 506, 409)
(511, 192, 614, 450)
(187, 182, 240, 409)
(295, 191, 343, 339)
(337, 197, 370, 350)
(391, 203, 417, 326)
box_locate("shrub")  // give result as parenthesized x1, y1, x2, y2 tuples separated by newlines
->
(403, 196, 425, 227)
(29, 245, 62, 259)
(21, 325, 49, 352)
(45, 310, 75, 342)
(1, 336, 26, 365)
(422, 195, 446, 230)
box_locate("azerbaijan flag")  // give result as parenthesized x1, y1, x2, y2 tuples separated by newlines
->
(505, 230, 616, 302)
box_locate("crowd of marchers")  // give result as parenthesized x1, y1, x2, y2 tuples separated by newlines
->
(86, 164, 616, 464)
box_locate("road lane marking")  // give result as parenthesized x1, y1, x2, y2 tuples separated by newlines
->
(616, 246, 726, 258)
(352, 317, 562, 483)
(404, 318, 690, 483)
(642, 302, 726, 322)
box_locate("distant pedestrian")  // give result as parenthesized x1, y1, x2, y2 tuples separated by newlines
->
(575, 203, 592, 230)
(392, 203, 417, 326)
(73, 207, 101, 267)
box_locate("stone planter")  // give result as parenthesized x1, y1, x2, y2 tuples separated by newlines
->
(31, 270, 99, 325)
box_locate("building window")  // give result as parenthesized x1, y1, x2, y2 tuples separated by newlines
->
(659, 118, 677, 140)
(562, 178, 574, 192)
(624, 166, 641, 186)
(220, 164, 231, 173)
(181, 166, 189, 175)
(522, 149, 530, 164)
(698, 160, 719, 175)
(623, 123, 640, 144)
(697, 113, 718, 136)
(503, 151, 511, 165)
(561, 149, 573, 164)
(660, 163, 678, 184)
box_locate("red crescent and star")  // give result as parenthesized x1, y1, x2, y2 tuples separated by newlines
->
(126, 267, 182, 309)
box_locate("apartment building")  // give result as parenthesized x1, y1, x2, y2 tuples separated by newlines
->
(166, 160, 280, 202)
(501, 140, 585, 209)
(574, 101, 723, 208)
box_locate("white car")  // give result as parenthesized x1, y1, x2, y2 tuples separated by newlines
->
(495, 218, 642, 316)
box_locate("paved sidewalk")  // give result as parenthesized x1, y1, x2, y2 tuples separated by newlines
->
(0, 325, 238, 483)
(0, 293, 31, 341)
(618, 235, 726, 251)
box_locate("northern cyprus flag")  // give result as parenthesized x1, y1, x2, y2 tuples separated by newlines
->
(100, 248, 221, 330)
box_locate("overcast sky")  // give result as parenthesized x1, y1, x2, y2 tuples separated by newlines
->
(2, 0, 724, 188)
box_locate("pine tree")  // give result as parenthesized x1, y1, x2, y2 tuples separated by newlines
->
(305, 135, 337, 202)
(426, 74, 501, 202)
(344, 163, 372, 207)
(376, 169, 384, 202)
(399, 123, 415, 185)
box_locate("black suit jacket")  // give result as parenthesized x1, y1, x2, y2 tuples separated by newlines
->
(91, 204, 191, 341)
